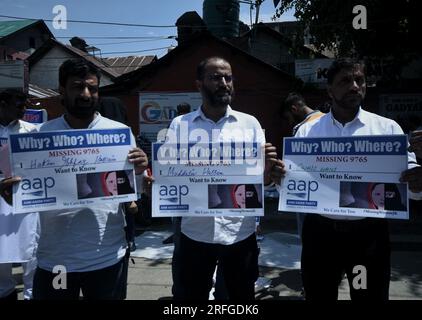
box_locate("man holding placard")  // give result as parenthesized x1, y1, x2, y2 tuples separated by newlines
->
(270, 58, 422, 301)
(1, 59, 148, 300)
(161, 57, 273, 300)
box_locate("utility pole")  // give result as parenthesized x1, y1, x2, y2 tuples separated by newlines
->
(254, 0, 263, 25)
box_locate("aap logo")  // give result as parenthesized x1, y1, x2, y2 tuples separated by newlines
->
(21, 177, 55, 198)
(286, 179, 319, 202)
(159, 185, 189, 205)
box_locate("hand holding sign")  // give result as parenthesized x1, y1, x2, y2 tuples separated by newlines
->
(0, 176, 22, 206)
(264, 143, 285, 185)
(128, 147, 148, 174)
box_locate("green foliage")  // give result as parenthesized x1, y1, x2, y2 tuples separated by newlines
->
(272, 0, 420, 59)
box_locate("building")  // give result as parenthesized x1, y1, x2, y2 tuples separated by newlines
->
(233, 22, 329, 75)
(28, 38, 121, 90)
(0, 19, 54, 61)
(99, 31, 300, 146)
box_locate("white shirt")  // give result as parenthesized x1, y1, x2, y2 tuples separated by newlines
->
(36, 113, 135, 272)
(167, 106, 265, 245)
(294, 107, 419, 220)
(0, 120, 39, 263)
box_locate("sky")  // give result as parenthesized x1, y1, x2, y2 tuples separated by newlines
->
(0, 0, 295, 58)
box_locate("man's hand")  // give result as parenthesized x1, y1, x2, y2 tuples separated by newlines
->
(264, 143, 286, 185)
(400, 167, 422, 193)
(409, 130, 422, 158)
(128, 148, 148, 174)
(0, 176, 22, 206)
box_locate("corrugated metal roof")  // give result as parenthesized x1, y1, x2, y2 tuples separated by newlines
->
(102, 56, 156, 75)
(0, 19, 38, 37)
(29, 83, 59, 98)
(63, 44, 121, 78)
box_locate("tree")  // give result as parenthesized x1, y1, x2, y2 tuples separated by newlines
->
(272, 0, 420, 56)
(272, 0, 421, 82)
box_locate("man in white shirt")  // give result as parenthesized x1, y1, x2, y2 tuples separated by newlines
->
(0, 89, 39, 300)
(167, 57, 272, 300)
(1, 60, 148, 300)
(288, 58, 422, 300)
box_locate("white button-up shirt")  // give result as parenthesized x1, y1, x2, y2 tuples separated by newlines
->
(295, 107, 419, 220)
(0, 120, 39, 265)
(167, 106, 265, 244)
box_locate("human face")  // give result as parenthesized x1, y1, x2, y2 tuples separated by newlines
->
(61, 73, 99, 119)
(371, 184, 385, 210)
(0, 97, 27, 125)
(105, 172, 118, 195)
(234, 185, 246, 208)
(328, 65, 366, 113)
(197, 60, 234, 107)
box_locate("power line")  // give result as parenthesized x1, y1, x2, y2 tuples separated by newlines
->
(26, 46, 172, 63)
(0, 14, 176, 28)
(56, 36, 176, 40)
(91, 38, 175, 46)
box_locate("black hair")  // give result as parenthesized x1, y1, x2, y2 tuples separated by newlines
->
(284, 92, 306, 110)
(245, 184, 262, 209)
(176, 102, 191, 115)
(196, 56, 230, 80)
(116, 170, 134, 195)
(327, 58, 366, 85)
(59, 59, 101, 87)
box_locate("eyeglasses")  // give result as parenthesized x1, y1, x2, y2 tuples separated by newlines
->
(207, 74, 234, 83)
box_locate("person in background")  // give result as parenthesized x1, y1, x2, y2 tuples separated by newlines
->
(0, 89, 39, 300)
(284, 92, 324, 241)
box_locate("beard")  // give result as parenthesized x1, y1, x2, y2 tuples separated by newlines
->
(332, 92, 364, 111)
(64, 97, 98, 119)
(202, 85, 234, 107)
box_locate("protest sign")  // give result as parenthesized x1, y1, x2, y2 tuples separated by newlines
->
(152, 142, 264, 217)
(279, 135, 409, 219)
(9, 128, 137, 213)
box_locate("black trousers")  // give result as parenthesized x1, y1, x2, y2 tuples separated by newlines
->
(176, 233, 259, 300)
(301, 214, 391, 301)
(33, 256, 129, 300)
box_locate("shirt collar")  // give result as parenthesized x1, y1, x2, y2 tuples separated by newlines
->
(329, 106, 365, 127)
(192, 105, 238, 123)
(62, 112, 101, 129)
(304, 110, 321, 120)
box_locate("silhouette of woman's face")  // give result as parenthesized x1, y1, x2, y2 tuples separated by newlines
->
(234, 185, 246, 208)
(105, 172, 118, 195)
(372, 184, 385, 209)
